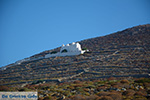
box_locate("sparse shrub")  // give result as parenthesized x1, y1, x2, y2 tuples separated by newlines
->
(69, 94, 85, 100)
(108, 77, 116, 81)
(134, 91, 147, 96)
(133, 95, 147, 100)
(108, 92, 122, 100)
(18, 87, 30, 91)
(25, 84, 36, 90)
(82, 48, 88, 50)
(97, 91, 109, 97)
(85, 95, 99, 100)
(122, 89, 136, 96)
(135, 78, 150, 83)
(43, 96, 53, 100)
(74, 80, 81, 84)
(0, 86, 10, 91)
(32, 80, 44, 85)
(96, 96, 113, 100)
(120, 79, 130, 84)
(97, 91, 122, 100)
(38, 97, 44, 100)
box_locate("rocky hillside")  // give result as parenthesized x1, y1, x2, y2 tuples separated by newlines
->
(0, 24, 150, 85)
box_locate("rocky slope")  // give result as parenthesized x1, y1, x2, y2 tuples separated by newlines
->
(0, 24, 150, 85)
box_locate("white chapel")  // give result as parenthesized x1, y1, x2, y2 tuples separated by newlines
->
(45, 42, 86, 58)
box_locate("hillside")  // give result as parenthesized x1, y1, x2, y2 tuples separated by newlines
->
(0, 24, 150, 85)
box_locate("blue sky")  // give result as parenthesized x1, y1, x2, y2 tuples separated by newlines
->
(0, 0, 150, 67)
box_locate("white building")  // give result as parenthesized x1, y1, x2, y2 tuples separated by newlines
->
(45, 42, 86, 58)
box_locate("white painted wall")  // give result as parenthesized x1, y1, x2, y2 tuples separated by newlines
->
(14, 42, 86, 65)
(45, 42, 85, 58)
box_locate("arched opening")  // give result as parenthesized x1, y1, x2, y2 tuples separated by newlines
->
(61, 49, 68, 53)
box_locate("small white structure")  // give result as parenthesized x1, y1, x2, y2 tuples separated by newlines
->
(45, 42, 86, 58)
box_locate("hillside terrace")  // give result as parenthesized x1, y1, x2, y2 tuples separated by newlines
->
(0, 45, 149, 85)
